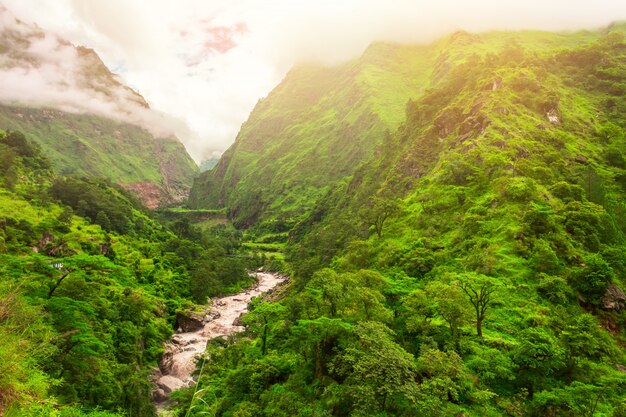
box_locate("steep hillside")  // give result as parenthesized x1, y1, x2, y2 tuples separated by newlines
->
(0, 105, 198, 207)
(189, 42, 437, 228)
(0, 7, 198, 207)
(188, 28, 608, 229)
(176, 27, 626, 417)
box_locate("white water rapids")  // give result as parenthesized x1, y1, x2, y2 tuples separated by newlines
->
(153, 272, 287, 404)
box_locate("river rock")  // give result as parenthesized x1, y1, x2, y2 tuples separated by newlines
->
(205, 311, 221, 322)
(152, 388, 167, 402)
(233, 313, 245, 326)
(171, 334, 194, 346)
(157, 375, 185, 393)
(176, 308, 208, 332)
(150, 366, 162, 380)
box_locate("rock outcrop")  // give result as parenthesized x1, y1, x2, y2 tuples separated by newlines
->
(602, 284, 626, 311)
(175, 307, 212, 333)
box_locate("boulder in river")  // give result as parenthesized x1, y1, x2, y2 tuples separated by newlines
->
(233, 313, 245, 326)
(175, 307, 211, 332)
(157, 375, 185, 393)
(152, 388, 167, 402)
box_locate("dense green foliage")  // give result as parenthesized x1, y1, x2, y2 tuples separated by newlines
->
(0, 105, 199, 206)
(182, 26, 626, 416)
(0, 130, 253, 416)
(188, 42, 437, 228)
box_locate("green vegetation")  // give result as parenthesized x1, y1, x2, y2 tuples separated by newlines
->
(0, 105, 198, 206)
(4, 21, 626, 417)
(0, 130, 256, 416)
(0, 20, 198, 206)
(182, 26, 626, 416)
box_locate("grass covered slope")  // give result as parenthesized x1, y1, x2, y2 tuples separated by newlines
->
(188, 27, 612, 231)
(0, 105, 198, 206)
(176, 27, 626, 417)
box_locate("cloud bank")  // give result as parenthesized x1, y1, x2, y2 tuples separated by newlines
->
(2, 0, 626, 162)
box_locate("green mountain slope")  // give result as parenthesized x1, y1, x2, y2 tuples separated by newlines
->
(0, 105, 198, 207)
(0, 8, 198, 208)
(188, 28, 609, 229)
(178, 26, 626, 416)
(189, 42, 438, 228)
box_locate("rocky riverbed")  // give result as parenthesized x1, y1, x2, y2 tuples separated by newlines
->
(152, 272, 288, 406)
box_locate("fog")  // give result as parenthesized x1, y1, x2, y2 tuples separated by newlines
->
(2, 0, 626, 162)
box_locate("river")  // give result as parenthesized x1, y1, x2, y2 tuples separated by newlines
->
(153, 272, 287, 408)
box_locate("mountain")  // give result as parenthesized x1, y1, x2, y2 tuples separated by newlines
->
(180, 26, 626, 416)
(188, 41, 437, 228)
(188, 27, 615, 229)
(0, 6, 198, 208)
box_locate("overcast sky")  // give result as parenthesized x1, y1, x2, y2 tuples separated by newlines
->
(2, 0, 626, 162)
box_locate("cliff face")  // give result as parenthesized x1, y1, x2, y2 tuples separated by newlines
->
(0, 7, 198, 207)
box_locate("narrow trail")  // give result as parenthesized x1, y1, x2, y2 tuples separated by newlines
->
(153, 272, 287, 408)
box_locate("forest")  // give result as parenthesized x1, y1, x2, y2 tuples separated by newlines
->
(0, 130, 258, 416)
(177, 28, 626, 417)
(1, 21, 626, 417)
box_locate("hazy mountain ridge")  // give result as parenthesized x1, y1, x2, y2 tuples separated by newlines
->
(0, 6, 198, 207)
(188, 25, 616, 228)
(189, 41, 438, 228)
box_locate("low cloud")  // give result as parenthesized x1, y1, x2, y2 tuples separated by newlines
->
(0, 7, 196, 148)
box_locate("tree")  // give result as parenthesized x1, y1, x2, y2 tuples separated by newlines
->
(511, 327, 565, 395)
(189, 260, 219, 303)
(1, 130, 37, 157)
(416, 348, 477, 410)
(531, 382, 605, 417)
(95, 211, 112, 231)
(403, 289, 436, 335)
(571, 253, 615, 306)
(359, 197, 400, 238)
(306, 268, 345, 317)
(458, 273, 498, 337)
(331, 322, 417, 414)
(554, 314, 619, 381)
(426, 282, 470, 350)
(243, 302, 288, 355)
(291, 317, 352, 379)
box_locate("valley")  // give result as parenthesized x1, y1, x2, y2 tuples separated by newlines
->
(0, 4, 625, 417)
